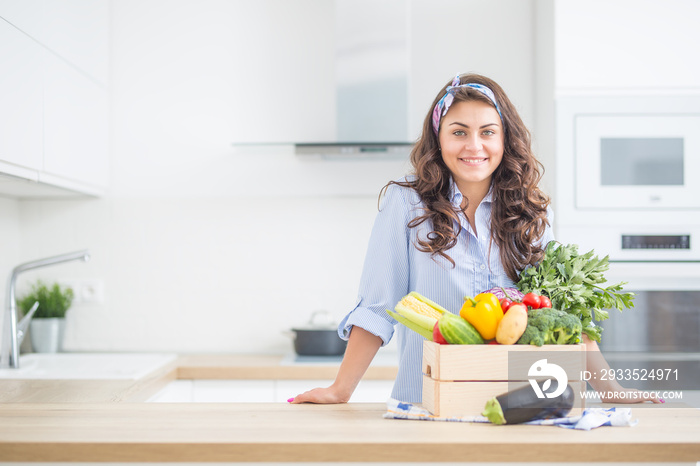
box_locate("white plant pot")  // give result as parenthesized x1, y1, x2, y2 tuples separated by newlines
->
(30, 318, 66, 353)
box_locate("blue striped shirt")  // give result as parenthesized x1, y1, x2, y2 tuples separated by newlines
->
(338, 177, 555, 403)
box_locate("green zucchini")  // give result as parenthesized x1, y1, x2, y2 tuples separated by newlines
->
(437, 313, 484, 345)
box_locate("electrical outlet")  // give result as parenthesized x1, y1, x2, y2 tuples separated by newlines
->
(78, 279, 104, 304)
(60, 279, 104, 305)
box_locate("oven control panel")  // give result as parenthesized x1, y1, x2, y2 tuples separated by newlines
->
(622, 235, 691, 250)
(557, 226, 699, 261)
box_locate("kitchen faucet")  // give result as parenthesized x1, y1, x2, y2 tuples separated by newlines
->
(0, 250, 91, 369)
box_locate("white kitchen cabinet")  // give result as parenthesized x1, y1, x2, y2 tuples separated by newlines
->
(0, 1, 109, 198)
(351, 379, 393, 402)
(147, 380, 275, 403)
(0, 0, 43, 40)
(224, 0, 336, 144)
(193, 380, 276, 403)
(147, 379, 194, 402)
(554, 0, 700, 92)
(41, 50, 109, 193)
(0, 0, 109, 85)
(148, 379, 394, 403)
(0, 19, 43, 178)
(148, 380, 279, 403)
(36, 0, 110, 86)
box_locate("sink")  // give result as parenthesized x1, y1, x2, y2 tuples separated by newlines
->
(0, 353, 177, 380)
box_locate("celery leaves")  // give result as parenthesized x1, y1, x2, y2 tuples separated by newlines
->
(516, 241, 635, 343)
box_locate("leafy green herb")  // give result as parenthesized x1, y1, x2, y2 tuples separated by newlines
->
(18, 280, 75, 319)
(516, 241, 635, 343)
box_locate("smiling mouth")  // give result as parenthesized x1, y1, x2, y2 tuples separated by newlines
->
(459, 157, 488, 165)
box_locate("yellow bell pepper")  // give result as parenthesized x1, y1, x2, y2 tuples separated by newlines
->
(459, 292, 503, 340)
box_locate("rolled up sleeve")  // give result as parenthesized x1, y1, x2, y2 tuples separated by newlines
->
(338, 184, 414, 346)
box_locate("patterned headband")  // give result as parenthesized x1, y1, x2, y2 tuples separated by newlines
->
(431, 74, 503, 136)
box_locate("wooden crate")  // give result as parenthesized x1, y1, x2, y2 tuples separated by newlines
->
(421, 340, 587, 418)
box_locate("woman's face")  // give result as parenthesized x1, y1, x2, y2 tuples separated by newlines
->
(438, 99, 504, 196)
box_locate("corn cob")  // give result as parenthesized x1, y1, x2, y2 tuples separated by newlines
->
(398, 295, 443, 320)
(386, 292, 448, 341)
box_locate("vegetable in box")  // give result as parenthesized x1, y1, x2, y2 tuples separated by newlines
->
(516, 241, 635, 342)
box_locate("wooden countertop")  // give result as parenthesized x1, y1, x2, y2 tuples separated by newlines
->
(1, 353, 699, 463)
(1, 402, 699, 463)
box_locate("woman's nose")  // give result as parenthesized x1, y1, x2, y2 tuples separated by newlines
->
(463, 134, 482, 152)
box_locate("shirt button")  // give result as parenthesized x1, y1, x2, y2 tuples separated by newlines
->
(480, 264, 486, 270)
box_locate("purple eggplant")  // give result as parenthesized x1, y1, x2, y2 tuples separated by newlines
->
(482, 381, 575, 425)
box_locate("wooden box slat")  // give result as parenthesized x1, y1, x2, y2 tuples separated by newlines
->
(422, 341, 587, 417)
(423, 341, 586, 381)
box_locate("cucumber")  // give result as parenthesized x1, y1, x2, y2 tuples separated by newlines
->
(437, 313, 484, 345)
(482, 382, 575, 425)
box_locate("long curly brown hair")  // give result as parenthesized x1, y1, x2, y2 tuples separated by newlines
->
(383, 73, 550, 282)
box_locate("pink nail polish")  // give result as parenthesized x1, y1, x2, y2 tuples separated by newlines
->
(660, 398, 665, 403)
(287, 397, 294, 403)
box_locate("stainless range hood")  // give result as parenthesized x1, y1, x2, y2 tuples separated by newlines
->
(295, 0, 413, 158)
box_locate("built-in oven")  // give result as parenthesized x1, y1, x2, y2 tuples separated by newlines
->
(558, 273, 700, 406)
(555, 95, 700, 406)
(596, 264, 700, 405)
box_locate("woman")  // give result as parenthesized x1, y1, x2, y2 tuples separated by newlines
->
(291, 73, 660, 405)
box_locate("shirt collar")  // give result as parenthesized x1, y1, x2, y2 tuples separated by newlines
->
(449, 178, 494, 207)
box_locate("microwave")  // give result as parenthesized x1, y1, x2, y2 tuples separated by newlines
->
(575, 114, 700, 210)
(555, 95, 700, 262)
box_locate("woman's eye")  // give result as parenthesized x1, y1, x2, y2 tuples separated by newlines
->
(453, 130, 466, 136)
(482, 129, 495, 136)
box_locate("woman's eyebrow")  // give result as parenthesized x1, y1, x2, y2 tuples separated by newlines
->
(448, 122, 500, 129)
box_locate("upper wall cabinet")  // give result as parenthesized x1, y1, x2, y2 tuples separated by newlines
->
(0, 0, 109, 198)
(0, 19, 44, 178)
(554, 0, 700, 92)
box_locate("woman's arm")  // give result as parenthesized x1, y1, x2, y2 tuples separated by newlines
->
(289, 326, 383, 404)
(583, 334, 662, 404)
(291, 184, 414, 404)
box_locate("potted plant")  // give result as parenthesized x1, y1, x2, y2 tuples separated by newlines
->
(18, 280, 74, 353)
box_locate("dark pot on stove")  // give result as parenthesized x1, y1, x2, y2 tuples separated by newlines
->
(291, 311, 347, 356)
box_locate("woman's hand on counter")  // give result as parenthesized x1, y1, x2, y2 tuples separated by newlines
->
(289, 326, 383, 404)
(288, 384, 351, 404)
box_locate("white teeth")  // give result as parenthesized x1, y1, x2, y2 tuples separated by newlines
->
(459, 158, 487, 164)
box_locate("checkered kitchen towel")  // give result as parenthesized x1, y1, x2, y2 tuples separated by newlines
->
(383, 398, 637, 430)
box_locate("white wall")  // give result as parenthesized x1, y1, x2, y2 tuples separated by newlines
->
(17, 197, 383, 353)
(6, 0, 538, 354)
